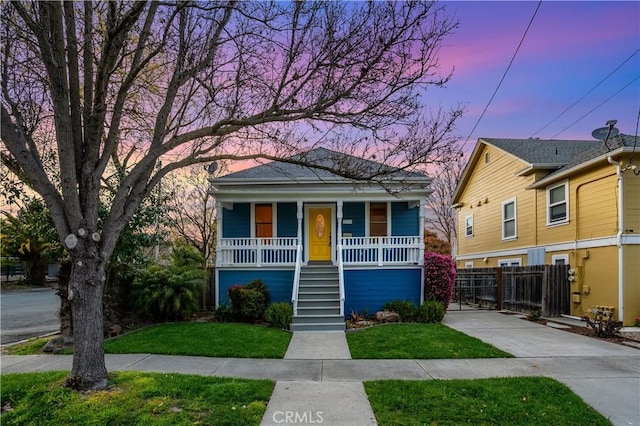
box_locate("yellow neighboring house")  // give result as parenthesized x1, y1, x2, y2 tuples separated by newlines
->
(452, 135, 640, 325)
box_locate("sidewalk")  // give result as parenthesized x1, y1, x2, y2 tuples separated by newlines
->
(1, 310, 639, 425)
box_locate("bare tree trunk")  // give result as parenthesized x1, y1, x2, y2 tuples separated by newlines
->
(64, 257, 107, 390)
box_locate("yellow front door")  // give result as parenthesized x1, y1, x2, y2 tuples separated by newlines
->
(308, 207, 332, 261)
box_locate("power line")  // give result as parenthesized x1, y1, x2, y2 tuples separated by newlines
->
(531, 49, 640, 138)
(461, 0, 542, 150)
(551, 76, 640, 139)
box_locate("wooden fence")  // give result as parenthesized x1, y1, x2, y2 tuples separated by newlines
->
(453, 265, 570, 317)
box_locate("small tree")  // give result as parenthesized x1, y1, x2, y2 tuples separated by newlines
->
(423, 230, 451, 255)
(0, 199, 63, 285)
(423, 251, 456, 306)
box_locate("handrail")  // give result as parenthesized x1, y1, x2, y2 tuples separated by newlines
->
(291, 244, 302, 316)
(337, 243, 345, 317)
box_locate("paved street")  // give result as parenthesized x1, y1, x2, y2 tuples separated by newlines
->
(0, 288, 59, 345)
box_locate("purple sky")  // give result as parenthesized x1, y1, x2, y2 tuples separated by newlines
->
(429, 1, 639, 148)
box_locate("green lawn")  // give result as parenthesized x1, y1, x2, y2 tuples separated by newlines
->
(104, 322, 292, 358)
(365, 377, 611, 426)
(347, 323, 512, 359)
(0, 371, 273, 425)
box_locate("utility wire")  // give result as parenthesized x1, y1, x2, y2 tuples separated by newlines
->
(551, 76, 640, 139)
(461, 0, 542, 150)
(531, 49, 640, 138)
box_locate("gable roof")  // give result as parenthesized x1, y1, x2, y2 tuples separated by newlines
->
(452, 135, 639, 203)
(214, 147, 429, 183)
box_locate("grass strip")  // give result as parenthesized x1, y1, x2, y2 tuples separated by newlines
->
(365, 377, 611, 425)
(1, 371, 273, 426)
(104, 322, 292, 358)
(347, 323, 512, 359)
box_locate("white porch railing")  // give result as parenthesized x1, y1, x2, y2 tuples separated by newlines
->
(341, 236, 422, 266)
(291, 244, 302, 316)
(217, 237, 298, 266)
(217, 236, 422, 267)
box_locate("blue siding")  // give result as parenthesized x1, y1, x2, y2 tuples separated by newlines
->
(277, 203, 297, 237)
(391, 202, 419, 236)
(342, 202, 365, 237)
(344, 268, 421, 315)
(223, 203, 250, 238)
(218, 270, 294, 306)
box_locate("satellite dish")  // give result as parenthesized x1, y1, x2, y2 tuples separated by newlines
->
(207, 162, 218, 173)
(591, 126, 619, 140)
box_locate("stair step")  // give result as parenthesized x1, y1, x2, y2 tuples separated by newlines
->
(297, 306, 341, 315)
(291, 322, 346, 332)
(292, 314, 344, 324)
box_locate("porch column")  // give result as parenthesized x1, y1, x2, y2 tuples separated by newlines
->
(336, 201, 343, 241)
(419, 199, 425, 266)
(296, 201, 303, 243)
(215, 201, 223, 267)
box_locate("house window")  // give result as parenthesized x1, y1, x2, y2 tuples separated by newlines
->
(552, 254, 569, 265)
(369, 202, 387, 237)
(255, 204, 273, 238)
(484, 152, 490, 164)
(465, 215, 473, 237)
(502, 198, 516, 240)
(547, 181, 568, 225)
(498, 258, 521, 267)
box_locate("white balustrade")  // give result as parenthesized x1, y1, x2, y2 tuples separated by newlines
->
(217, 236, 422, 267)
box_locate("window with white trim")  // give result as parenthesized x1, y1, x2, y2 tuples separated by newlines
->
(255, 204, 273, 238)
(502, 198, 517, 240)
(464, 215, 473, 237)
(498, 258, 521, 267)
(551, 254, 569, 265)
(369, 202, 388, 237)
(547, 181, 568, 225)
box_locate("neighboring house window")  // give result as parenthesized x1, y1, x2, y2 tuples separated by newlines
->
(498, 258, 521, 267)
(369, 202, 388, 237)
(484, 152, 490, 164)
(552, 254, 569, 265)
(502, 198, 517, 240)
(255, 204, 273, 238)
(547, 181, 568, 225)
(465, 215, 473, 237)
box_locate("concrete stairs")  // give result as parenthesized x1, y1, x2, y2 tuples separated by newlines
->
(291, 264, 345, 332)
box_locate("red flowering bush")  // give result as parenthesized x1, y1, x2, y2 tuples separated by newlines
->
(423, 251, 456, 306)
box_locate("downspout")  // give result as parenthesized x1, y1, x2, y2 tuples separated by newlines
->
(607, 156, 624, 322)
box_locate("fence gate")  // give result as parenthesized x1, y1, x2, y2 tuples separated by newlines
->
(453, 265, 570, 316)
(453, 268, 499, 310)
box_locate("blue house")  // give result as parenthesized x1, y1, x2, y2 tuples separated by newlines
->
(211, 148, 431, 331)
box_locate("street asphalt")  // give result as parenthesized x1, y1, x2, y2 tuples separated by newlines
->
(1, 309, 638, 425)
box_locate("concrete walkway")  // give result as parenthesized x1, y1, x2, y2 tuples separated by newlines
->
(1, 310, 639, 425)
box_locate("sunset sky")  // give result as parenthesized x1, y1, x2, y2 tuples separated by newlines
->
(430, 1, 639, 149)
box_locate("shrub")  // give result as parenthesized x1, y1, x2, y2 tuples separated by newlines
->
(131, 265, 205, 321)
(582, 306, 622, 338)
(423, 252, 456, 306)
(228, 282, 269, 322)
(266, 302, 294, 330)
(245, 279, 270, 305)
(382, 300, 417, 322)
(415, 300, 445, 323)
(213, 305, 236, 322)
